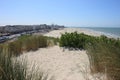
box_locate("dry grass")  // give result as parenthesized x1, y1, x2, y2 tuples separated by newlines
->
(0, 35, 55, 80)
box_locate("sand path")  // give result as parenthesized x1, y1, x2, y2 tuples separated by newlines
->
(18, 46, 92, 80)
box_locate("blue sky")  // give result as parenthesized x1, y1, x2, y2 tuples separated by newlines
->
(0, 0, 120, 27)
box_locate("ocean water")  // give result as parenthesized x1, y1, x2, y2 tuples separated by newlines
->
(83, 27, 120, 38)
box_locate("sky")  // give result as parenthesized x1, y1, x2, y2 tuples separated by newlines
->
(0, 0, 120, 27)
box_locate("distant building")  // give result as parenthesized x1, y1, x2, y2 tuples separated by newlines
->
(0, 24, 64, 34)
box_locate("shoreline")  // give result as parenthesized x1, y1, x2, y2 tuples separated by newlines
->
(44, 27, 119, 39)
(81, 27, 120, 39)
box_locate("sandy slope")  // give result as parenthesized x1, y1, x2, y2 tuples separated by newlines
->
(18, 46, 91, 80)
(17, 28, 104, 80)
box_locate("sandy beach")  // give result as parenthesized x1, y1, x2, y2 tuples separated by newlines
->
(44, 28, 102, 38)
(17, 28, 104, 80)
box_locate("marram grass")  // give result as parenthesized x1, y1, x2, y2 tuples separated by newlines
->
(0, 35, 56, 80)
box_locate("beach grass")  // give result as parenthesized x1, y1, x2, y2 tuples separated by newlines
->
(0, 50, 51, 80)
(0, 35, 55, 80)
(86, 36, 120, 80)
(0, 35, 48, 56)
(0, 51, 27, 80)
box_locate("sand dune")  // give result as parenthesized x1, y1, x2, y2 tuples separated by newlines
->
(17, 28, 105, 80)
(18, 46, 91, 80)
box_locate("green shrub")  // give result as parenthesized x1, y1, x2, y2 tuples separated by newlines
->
(60, 32, 94, 49)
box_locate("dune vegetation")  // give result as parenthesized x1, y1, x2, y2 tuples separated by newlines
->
(0, 51, 50, 80)
(0, 35, 59, 56)
(0, 32, 120, 80)
(0, 35, 56, 80)
(59, 32, 120, 80)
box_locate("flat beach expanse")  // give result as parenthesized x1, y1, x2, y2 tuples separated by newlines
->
(17, 28, 104, 80)
(44, 28, 102, 38)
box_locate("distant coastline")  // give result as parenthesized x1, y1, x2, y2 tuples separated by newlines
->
(79, 27, 120, 38)
(45, 27, 120, 39)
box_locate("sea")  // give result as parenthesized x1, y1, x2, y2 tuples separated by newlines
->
(81, 27, 120, 38)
